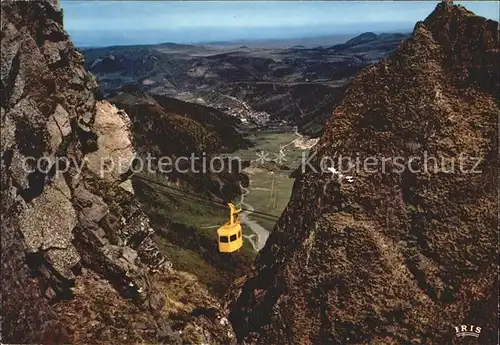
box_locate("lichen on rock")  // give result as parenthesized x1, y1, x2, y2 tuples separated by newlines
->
(1, 0, 237, 343)
(229, 2, 499, 344)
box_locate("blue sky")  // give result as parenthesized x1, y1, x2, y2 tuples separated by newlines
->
(61, 1, 500, 47)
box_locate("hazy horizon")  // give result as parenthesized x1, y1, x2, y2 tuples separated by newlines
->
(61, 1, 500, 48)
(68, 26, 413, 49)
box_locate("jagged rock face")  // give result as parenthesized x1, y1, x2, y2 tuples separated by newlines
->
(230, 3, 499, 345)
(1, 1, 235, 344)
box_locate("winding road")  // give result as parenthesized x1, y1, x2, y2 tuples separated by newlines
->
(238, 128, 316, 252)
(204, 129, 316, 252)
(239, 182, 270, 252)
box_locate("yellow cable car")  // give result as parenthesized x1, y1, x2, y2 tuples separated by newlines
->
(217, 203, 243, 253)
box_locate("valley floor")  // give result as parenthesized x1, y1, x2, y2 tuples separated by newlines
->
(132, 127, 316, 295)
(231, 129, 318, 244)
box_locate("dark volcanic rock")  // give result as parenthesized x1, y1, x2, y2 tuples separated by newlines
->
(229, 2, 499, 345)
(1, 1, 236, 344)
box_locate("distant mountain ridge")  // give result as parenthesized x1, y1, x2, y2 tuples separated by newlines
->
(326, 32, 411, 55)
(344, 31, 378, 46)
(83, 31, 409, 136)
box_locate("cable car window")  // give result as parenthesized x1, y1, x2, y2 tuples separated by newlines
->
(220, 236, 229, 243)
(230, 234, 237, 242)
(238, 231, 241, 238)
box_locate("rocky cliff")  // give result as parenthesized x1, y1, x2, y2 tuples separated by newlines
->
(229, 2, 499, 344)
(1, 1, 235, 343)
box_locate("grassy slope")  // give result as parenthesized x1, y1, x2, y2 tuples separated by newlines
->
(132, 131, 310, 295)
(132, 173, 255, 297)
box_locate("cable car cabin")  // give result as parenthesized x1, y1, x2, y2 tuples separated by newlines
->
(217, 203, 243, 253)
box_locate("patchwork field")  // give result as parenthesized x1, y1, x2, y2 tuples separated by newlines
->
(232, 130, 314, 230)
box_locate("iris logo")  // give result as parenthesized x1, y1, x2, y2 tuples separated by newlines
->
(454, 325, 481, 338)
